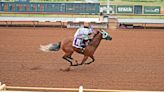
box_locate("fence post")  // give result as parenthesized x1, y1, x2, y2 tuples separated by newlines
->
(0, 82, 6, 91)
(79, 86, 83, 92)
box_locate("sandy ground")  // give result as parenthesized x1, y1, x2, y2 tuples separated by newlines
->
(0, 27, 164, 91)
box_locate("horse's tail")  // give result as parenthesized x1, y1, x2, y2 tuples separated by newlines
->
(39, 42, 61, 52)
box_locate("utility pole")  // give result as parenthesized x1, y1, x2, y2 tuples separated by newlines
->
(107, 0, 110, 14)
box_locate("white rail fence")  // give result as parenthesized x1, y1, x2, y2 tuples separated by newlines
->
(0, 16, 109, 29)
(0, 82, 162, 92)
(117, 18, 164, 28)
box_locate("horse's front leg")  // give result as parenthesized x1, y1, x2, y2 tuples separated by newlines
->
(79, 56, 88, 65)
(85, 55, 95, 65)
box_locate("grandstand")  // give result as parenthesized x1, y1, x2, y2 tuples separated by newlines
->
(0, 0, 163, 14)
(0, 0, 163, 28)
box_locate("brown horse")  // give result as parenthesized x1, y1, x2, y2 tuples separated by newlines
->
(40, 29, 112, 66)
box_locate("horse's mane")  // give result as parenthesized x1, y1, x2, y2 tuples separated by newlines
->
(89, 31, 102, 47)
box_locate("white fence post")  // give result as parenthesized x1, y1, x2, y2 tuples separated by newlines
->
(0, 82, 6, 91)
(79, 86, 83, 92)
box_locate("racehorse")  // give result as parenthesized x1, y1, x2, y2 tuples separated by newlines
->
(40, 29, 112, 67)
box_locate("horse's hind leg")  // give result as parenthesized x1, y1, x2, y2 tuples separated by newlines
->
(85, 55, 95, 65)
(62, 56, 73, 66)
(62, 53, 78, 66)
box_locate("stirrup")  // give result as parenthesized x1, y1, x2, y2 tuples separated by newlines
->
(79, 48, 85, 54)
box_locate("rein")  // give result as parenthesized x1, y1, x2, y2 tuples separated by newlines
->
(93, 31, 100, 38)
(87, 31, 100, 43)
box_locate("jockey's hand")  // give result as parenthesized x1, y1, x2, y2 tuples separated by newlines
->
(82, 35, 90, 40)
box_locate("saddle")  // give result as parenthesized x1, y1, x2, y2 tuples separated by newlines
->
(74, 39, 91, 54)
(81, 39, 90, 48)
(73, 34, 92, 54)
(80, 39, 92, 53)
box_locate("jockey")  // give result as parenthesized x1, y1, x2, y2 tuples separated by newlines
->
(72, 26, 95, 50)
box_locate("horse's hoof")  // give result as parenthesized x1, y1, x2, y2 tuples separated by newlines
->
(85, 62, 91, 65)
(79, 63, 84, 66)
(85, 61, 93, 65)
(71, 64, 79, 66)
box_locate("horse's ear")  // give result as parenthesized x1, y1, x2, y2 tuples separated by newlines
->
(98, 29, 102, 32)
(100, 29, 105, 32)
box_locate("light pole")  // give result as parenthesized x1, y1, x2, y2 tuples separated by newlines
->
(107, 0, 110, 14)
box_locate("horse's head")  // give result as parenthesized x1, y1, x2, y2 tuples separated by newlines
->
(100, 29, 112, 40)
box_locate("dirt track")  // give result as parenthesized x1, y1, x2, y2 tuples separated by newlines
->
(0, 27, 164, 91)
